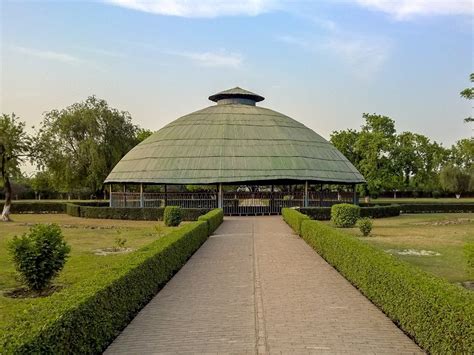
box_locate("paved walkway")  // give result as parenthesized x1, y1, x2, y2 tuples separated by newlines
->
(105, 217, 422, 354)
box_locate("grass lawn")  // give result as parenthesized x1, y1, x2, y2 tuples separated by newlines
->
(0, 214, 175, 328)
(340, 213, 474, 284)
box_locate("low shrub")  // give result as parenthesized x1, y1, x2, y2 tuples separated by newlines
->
(8, 224, 70, 291)
(66, 203, 81, 217)
(198, 208, 224, 234)
(164, 206, 182, 226)
(331, 203, 360, 227)
(357, 217, 373, 236)
(290, 219, 474, 354)
(1, 221, 209, 353)
(282, 208, 310, 235)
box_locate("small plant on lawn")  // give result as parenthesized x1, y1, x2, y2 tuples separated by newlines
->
(164, 206, 182, 226)
(8, 224, 70, 292)
(358, 217, 373, 236)
(154, 224, 166, 237)
(331, 203, 360, 228)
(114, 237, 127, 251)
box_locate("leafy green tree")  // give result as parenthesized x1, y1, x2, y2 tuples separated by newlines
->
(450, 138, 474, 169)
(460, 73, 473, 123)
(439, 165, 471, 197)
(0, 114, 30, 221)
(33, 96, 145, 197)
(30, 171, 55, 199)
(356, 113, 397, 195)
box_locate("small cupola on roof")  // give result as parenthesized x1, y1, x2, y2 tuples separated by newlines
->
(208, 87, 265, 106)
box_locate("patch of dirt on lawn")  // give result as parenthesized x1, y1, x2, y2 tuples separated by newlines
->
(94, 247, 134, 256)
(3, 285, 63, 298)
(460, 281, 474, 291)
(386, 249, 441, 256)
(412, 218, 473, 226)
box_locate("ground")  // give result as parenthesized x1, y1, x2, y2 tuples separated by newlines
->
(0, 214, 173, 328)
(106, 216, 422, 354)
(341, 213, 474, 284)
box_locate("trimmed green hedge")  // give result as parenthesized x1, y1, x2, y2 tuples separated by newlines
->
(359, 202, 474, 213)
(282, 208, 310, 235)
(1, 202, 66, 214)
(0, 201, 109, 214)
(282, 209, 474, 354)
(300, 204, 400, 220)
(359, 204, 400, 218)
(198, 208, 224, 234)
(164, 206, 182, 226)
(65, 204, 210, 221)
(1, 220, 211, 354)
(399, 203, 474, 213)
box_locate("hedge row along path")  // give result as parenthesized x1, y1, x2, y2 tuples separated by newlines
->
(106, 217, 422, 354)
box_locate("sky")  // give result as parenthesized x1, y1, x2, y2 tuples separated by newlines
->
(1, 0, 473, 156)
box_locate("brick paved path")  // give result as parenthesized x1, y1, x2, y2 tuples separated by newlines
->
(105, 216, 422, 354)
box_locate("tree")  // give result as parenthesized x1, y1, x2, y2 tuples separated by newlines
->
(439, 165, 471, 198)
(33, 96, 145, 197)
(0, 114, 30, 221)
(460, 73, 473, 123)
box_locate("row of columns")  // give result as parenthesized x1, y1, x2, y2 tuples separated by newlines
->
(110, 182, 358, 208)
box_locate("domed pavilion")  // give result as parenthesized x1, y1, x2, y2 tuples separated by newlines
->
(105, 87, 365, 215)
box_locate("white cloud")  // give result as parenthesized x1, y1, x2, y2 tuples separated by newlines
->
(277, 32, 391, 79)
(353, 0, 473, 19)
(11, 46, 82, 63)
(325, 35, 391, 78)
(104, 0, 278, 18)
(168, 50, 243, 68)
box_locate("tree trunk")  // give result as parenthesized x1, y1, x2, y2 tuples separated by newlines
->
(1, 175, 12, 222)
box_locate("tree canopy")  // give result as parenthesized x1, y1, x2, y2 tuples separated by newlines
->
(33, 96, 148, 197)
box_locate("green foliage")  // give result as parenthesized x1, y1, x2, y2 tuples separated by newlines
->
(164, 206, 182, 226)
(0, 113, 31, 220)
(439, 165, 471, 195)
(286, 219, 473, 354)
(460, 73, 473, 123)
(299, 205, 400, 220)
(114, 237, 127, 250)
(357, 217, 373, 236)
(198, 208, 224, 234)
(64, 203, 209, 221)
(32, 96, 146, 195)
(331, 203, 360, 227)
(1, 221, 209, 354)
(282, 208, 310, 235)
(399, 203, 474, 213)
(8, 224, 70, 291)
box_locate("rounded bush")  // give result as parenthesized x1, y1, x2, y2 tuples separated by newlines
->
(8, 224, 70, 291)
(331, 203, 360, 228)
(358, 217, 373, 236)
(164, 206, 182, 226)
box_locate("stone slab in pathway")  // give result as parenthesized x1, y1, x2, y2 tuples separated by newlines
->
(105, 216, 423, 354)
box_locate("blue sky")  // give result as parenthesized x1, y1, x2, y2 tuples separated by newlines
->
(1, 0, 473, 150)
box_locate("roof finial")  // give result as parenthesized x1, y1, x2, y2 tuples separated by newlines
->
(209, 87, 265, 106)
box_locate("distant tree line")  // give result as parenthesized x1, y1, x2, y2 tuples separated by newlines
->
(331, 113, 473, 198)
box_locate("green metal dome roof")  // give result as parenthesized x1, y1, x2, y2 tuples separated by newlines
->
(105, 88, 365, 185)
